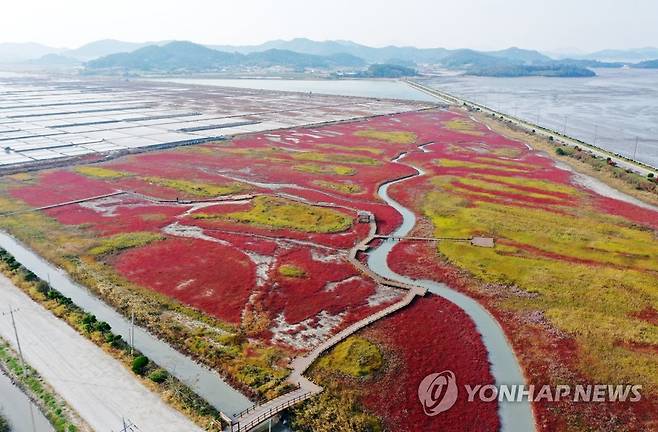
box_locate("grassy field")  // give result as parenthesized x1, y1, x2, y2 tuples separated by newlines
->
(291, 336, 385, 432)
(426, 184, 658, 387)
(195, 196, 353, 233)
(312, 180, 363, 195)
(278, 264, 307, 278)
(144, 177, 246, 197)
(74, 166, 129, 179)
(294, 163, 356, 176)
(442, 118, 485, 136)
(354, 130, 417, 145)
(315, 336, 383, 378)
(88, 232, 164, 256)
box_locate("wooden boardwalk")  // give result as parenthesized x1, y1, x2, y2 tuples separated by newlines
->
(228, 286, 425, 432)
(227, 212, 428, 431)
(0, 191, 126, 217)
(373, 234, 471, 242)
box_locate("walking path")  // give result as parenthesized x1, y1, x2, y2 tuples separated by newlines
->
(0, 274, 202, 432)
(230, 285, 425, 432)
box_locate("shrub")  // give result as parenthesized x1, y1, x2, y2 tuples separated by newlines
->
(106, 334, 124, 348)
(317, 337, 383, 378)
(131, 355, 149, 375)
(278, 264, 306, 278)
(555, 147, 567, 156)
(82, 313, 97, 325)
(22, 270, 37, 281)
(148, 368, 168, 383)
(94, 321, 111, 333)
(35, 280, 50, 294)
(81, 313, 97, 332)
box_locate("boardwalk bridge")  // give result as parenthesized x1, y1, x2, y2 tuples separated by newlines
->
(373, 235, 495, 248)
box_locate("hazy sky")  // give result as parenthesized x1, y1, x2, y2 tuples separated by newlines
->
(3, 0, 658, 51)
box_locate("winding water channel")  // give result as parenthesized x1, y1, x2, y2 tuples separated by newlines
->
(366, 148, 536, 431)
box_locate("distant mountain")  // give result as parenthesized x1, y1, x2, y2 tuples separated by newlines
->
(362, 64, 418, 78)
(467, 64, 596, 78)
(578, 47, 658, 63)
(86, 41, 367, 72)
(487, 47, 552, 64)
(246, 49, 365, 68)
(29, 53, 81, 66)
(87, 41, 243, 71)
(210, 38, 450, 63)
(7, 37, 658, 73)
(384, 58, 417, 68)
(439, 49, 510, 68)
(554, 58, 624, 69)
(0, 42, 62, 63)
(210, 38, 358, 56)
(207, 38, 554, 66)
(85, 40, 603, 78)
(64, 39, 159, 61)
(632, 59, 658, 69)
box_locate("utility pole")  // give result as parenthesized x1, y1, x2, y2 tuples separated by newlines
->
(2, 307, 27, 377)
(562, 115, 568, 136)
(129, 311, 135, 356)
(633, 136, 639, 160)
(2, 307, 35, 432)
(119, 418, 139, 432)
(593, 125, 598, 146)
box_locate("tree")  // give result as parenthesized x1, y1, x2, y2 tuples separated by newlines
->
(131, 355, 149, 375)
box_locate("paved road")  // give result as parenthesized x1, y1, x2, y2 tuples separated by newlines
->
(0, 274, 202, 432)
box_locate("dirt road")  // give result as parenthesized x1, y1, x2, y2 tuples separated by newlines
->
(0, 274, 201, 432)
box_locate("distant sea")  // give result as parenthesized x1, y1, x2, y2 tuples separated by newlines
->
(157, 70, 658, 168)
(154, 77, 437, 102)
(424, 68, 658, 168)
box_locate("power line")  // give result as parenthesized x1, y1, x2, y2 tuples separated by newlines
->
(1, 307, 26, 377)
(117, 418, 141, 432)
(129, 311, 135, 356)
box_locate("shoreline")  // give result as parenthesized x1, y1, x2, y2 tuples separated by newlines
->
(405, 79, 658, 175)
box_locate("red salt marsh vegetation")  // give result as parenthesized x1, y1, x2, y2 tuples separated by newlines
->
(382, 112, 658, 431)
(1, 108, 656, 430)
(114, 237, 255, 324)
